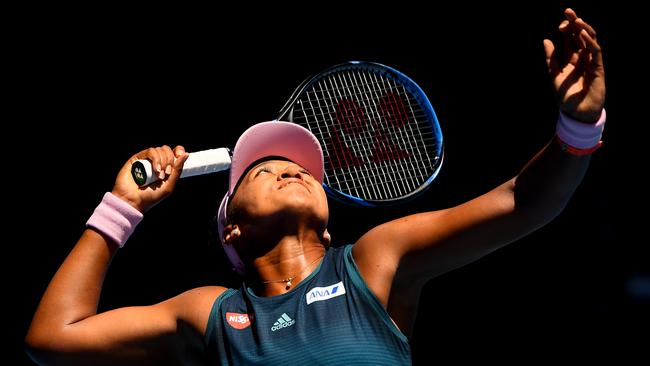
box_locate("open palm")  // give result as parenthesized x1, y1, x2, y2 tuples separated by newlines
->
(544, 8, 605, 123)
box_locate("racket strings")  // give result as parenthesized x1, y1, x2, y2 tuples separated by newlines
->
(322, 72, 410, 199)
(305, 71, 438, 200)
(324, 71, 420, 198)
(293, 68, 441, 201)
(298, 88, 415, 110)
(326, 165, 437, 190)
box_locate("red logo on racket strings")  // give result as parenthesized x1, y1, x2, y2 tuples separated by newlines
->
(329, 92, 410, 170)
(226, 312, 254, 329)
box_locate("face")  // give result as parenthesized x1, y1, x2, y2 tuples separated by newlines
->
(228, 159, 329, 232)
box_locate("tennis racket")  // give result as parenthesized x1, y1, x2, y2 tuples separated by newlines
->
(132, 61, 444, 206)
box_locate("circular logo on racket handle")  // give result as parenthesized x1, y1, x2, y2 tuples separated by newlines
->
(131, 160, 156, 187)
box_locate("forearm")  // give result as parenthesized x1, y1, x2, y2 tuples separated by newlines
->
(27, 230, 117, 339)
(513, 137, 591, 221)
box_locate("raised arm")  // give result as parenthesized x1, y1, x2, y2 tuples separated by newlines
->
(26, 146, 225, 365)
(353, 8, 605, 335)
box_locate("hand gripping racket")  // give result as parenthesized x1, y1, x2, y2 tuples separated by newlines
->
(132, 61, 444, 206)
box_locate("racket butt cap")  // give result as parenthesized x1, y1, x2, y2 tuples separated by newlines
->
(131, 160, 156, 187)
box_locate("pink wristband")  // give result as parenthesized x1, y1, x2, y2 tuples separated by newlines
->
(86, 192, 143, 247)
(556, 108, 606, 149)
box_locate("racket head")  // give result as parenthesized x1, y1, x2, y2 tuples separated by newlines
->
(278, 61, 444, 206)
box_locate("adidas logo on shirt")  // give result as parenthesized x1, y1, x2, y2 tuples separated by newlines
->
(271, 313, 295, 332)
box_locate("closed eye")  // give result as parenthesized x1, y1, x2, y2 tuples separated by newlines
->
(300, 169, 311, 176)
(255, 167, 272, 177)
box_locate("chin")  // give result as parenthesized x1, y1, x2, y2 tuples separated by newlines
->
(282, 197, 319, 214)
(276, 196, 328, 221)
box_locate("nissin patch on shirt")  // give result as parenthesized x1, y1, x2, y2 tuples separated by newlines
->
(226, 312, 253, 329)
(306, 281, 346, 305)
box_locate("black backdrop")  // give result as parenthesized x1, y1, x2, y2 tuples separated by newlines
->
(13, 2, 646, 364)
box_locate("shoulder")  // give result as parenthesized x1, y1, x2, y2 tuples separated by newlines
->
(176, 286, 230, 300)
(164, 286, 230, 335)
(170, 286, 230, 313)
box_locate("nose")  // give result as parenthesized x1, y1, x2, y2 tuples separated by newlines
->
(278, 164, 304, 180)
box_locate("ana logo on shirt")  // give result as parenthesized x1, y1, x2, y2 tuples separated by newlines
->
(226, 312, 254, 330)
(306, 281, 346, 305)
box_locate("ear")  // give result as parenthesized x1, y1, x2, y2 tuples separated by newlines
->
(322, 228, 331, 247)
(223, 224, 241, 245)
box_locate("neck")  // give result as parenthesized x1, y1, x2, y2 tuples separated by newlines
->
(247, 235, 326, 297)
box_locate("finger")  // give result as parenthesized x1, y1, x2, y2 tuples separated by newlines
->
(579, 29, 604, 68)
(558, 20, 570, 32)
(158, 145, 174, 176)
(564, 8, 578, 22)
(173, 150, 190, 171)
(152, 147, 168, 179)
(543, 39, 560, 76)
(559, 23, 584, 65)
(173, 145, 186, 158)
(138, 147, 164, 179)
(158, 145, 174, 167)
(163, 152, 189, 192)
(561, 10, 587, 47)
(562, 9, 582, 37)
(576, 18, 597, 39)
(562, 29, 577, 65)
(573, 27, 587, 50)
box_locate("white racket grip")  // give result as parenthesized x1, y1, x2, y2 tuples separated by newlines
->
(131, 148, 231, 187)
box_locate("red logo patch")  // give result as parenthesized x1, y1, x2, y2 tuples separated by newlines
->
(226, 312, 253, 329)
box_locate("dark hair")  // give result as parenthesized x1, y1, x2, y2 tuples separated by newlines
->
(226, 198, 241, 226)
(209, 195, 241, 246)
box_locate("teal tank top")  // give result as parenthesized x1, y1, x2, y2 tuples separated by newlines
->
(205, 244, 411, 365)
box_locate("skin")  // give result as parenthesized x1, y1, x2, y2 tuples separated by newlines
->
(222, 160, 331, 296)
(26, 9, 605, 365)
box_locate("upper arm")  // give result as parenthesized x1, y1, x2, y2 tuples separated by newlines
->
(26, 286, 226, 366)
(353, 178, 546, 305)
(352, 136, 589, 335)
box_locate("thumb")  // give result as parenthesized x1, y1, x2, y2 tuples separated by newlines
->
(543, 39, 559, 76)
(162, 148, 190, 192)
(169, 151, 190, 182)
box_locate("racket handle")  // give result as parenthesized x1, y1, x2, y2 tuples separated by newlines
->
(131, 148, 232, 187)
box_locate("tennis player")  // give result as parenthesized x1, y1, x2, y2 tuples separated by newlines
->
(26, 8, 605, 365)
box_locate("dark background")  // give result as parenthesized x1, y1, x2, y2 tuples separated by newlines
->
(12, 2, 646, 364)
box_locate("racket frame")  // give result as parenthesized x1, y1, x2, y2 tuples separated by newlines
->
(277, 61, 444, 206)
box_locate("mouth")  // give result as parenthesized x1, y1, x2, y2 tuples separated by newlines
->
(278, 179, 311, 193)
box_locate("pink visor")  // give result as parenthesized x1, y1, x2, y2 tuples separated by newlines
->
(217, 121, 324, 274)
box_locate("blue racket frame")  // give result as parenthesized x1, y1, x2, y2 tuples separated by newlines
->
(277, 61, 444, 206)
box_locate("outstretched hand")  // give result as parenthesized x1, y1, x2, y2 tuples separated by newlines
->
(544, 8, 605, 123)
(112, 145, 189, 213)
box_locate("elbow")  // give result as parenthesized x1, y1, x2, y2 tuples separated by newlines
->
(511, 180, 573, 227)
(25, 333, 49, 365)
(532, 205, 564, 226)
(25, 326, 65, 365)
(25, 330, 53, 365)
(516, 198, 568, 230)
